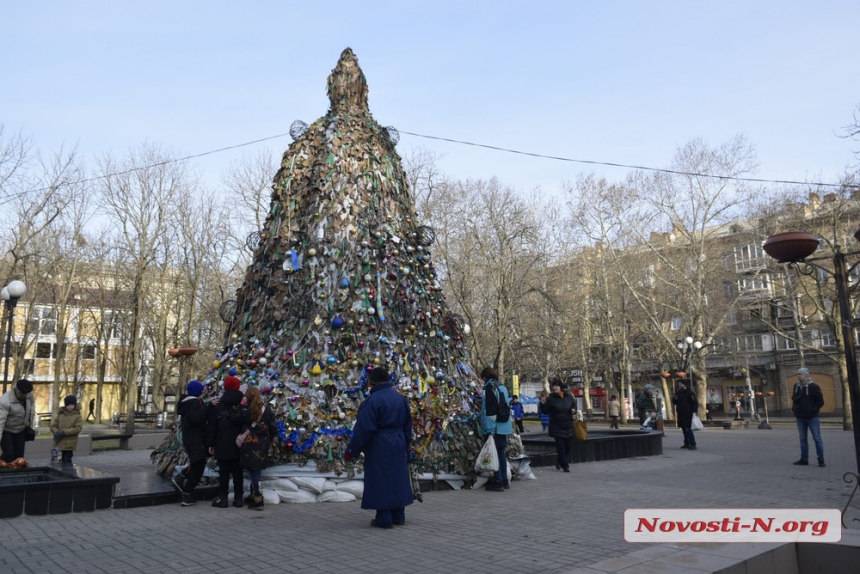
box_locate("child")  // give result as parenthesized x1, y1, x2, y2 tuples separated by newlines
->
(510, 395, 525, 434)
(51, 395, 83, 464)
(538, 391, 550, 433)
(207, 375, 245, 508)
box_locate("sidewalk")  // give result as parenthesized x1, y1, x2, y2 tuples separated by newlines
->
(1, 425, 859, 573)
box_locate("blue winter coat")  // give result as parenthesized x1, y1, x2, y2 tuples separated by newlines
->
(511, 401, 525, 420)
(345, 382, 414, 511)
(480, 379, 513, 436)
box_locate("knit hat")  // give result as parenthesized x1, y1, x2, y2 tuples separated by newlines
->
(15, 379, 33, 394)
(223, 376, 241, 391)
(797, 367, 810, 377)
(186, 380, 204, 397)
(368, 367, 390, 384)
(64, 395, 77, 406)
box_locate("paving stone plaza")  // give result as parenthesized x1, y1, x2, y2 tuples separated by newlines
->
(1, 424, 859, 573)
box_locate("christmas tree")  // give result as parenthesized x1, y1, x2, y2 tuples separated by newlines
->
(155, 48, 500, 482)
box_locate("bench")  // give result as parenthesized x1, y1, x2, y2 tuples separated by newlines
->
(91, 433, 134, 450)
(112, 412, 161, 428)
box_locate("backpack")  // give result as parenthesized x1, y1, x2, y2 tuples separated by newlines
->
(494, 383, 511, 424)
(484, 380, 511, 423)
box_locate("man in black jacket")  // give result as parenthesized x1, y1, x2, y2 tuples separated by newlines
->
(792, 368, 825, 467)
(672, 381, 698, 450)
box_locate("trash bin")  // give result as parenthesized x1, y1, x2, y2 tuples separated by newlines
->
(156, 412, 165, 429)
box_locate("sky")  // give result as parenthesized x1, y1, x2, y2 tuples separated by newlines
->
(3, 1, 859, 199)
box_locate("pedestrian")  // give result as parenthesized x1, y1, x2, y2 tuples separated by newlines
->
(734, 396, 742, 420)
(344, 366, 413, 528)
(538, 391, 550, 432)
(792, 367, 825, 467)
(86, 398, 96, 421)
(50, 395, 83, 464)
(0, 379, 35, 464)
(636, 384, 657, 426)
(479, 366, 512, 491)
(672, 381, 698, 450)
(207, 375, 245, 508)
(238, 385, 277, 511)
(510, 395, 525, 434)
(608, 394, 621, 429)
(172, 380, 211, 506)
(539, 378, 577, 472)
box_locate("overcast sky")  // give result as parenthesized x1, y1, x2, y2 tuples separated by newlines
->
(3, 1, 859, 198)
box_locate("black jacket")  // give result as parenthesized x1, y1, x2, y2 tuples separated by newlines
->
(672, 388, 697, 427)
(539, 392, 577, 439)
(237, 405, 277, 471)
(206, 389, 244, 460)
(177, 395, 210, 463)
(792, 382, 824, 419)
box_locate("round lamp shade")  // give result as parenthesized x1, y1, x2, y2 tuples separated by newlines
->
(763, 232, 819, 263)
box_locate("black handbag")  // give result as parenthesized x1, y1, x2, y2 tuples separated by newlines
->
(23, 426, 36, 442)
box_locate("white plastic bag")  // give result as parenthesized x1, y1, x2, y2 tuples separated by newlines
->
(691, 413, 704, 431)
(474, 435, 499, 473)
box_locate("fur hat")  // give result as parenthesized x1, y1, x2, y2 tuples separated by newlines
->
(368, 367, 390, 384)
(15, 379, 33, 394)
(186, 380, 204, 397)
(223, 376, 241, 391)
(64, 395, 77, 406)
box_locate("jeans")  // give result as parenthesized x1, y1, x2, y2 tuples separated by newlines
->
(681, 426, 696, 447)
(796, 416, 824, 461)
(493, 434, 508, 484)
(249, 469, 262, 495)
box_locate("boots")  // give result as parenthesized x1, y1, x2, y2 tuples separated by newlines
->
(247, 494, 264, 511)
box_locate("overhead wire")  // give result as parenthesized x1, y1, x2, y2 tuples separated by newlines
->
(9, 128, 857, 197)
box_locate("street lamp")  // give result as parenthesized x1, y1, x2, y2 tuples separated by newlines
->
(677, 336, 703, 381)
(763, 229, 860, 475)
(2, 280, 27, 393)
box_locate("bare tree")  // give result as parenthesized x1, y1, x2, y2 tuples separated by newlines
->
(97, 145, 190, 434)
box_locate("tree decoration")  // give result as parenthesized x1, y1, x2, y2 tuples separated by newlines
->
(153, 48, 504, 482)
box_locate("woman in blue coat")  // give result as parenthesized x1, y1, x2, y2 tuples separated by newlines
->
(345, 367, 413, 529)
(480, 367, 513, 491)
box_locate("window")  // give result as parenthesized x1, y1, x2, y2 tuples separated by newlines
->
(775, 335, 797, 350)
(670, 317, 682, 331)
(28, 306, 57, 336)
(726, 311, 738, 326)
(35, 342, 55, 359)
(737, 274, 770, 293)
(22, 359, 35, 375)
(734, 243, 767, 272)
(742, 334, 764, 351)
(820, 331, 837, 348)
(103, 311, 127, 341)
(82, 345, 96, 360)
(723, 281, 735, 298)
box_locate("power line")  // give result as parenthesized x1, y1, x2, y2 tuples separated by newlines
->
(398, 130, 857, 190)
(10, 128, 856, 198)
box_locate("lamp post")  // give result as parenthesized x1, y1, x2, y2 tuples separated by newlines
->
(167, 346, 198, 425)
(763, 229, 860, 474)
(2, 280, 27, 393)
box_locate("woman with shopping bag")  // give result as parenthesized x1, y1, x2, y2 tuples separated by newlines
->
(539, 379, 577, 472)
